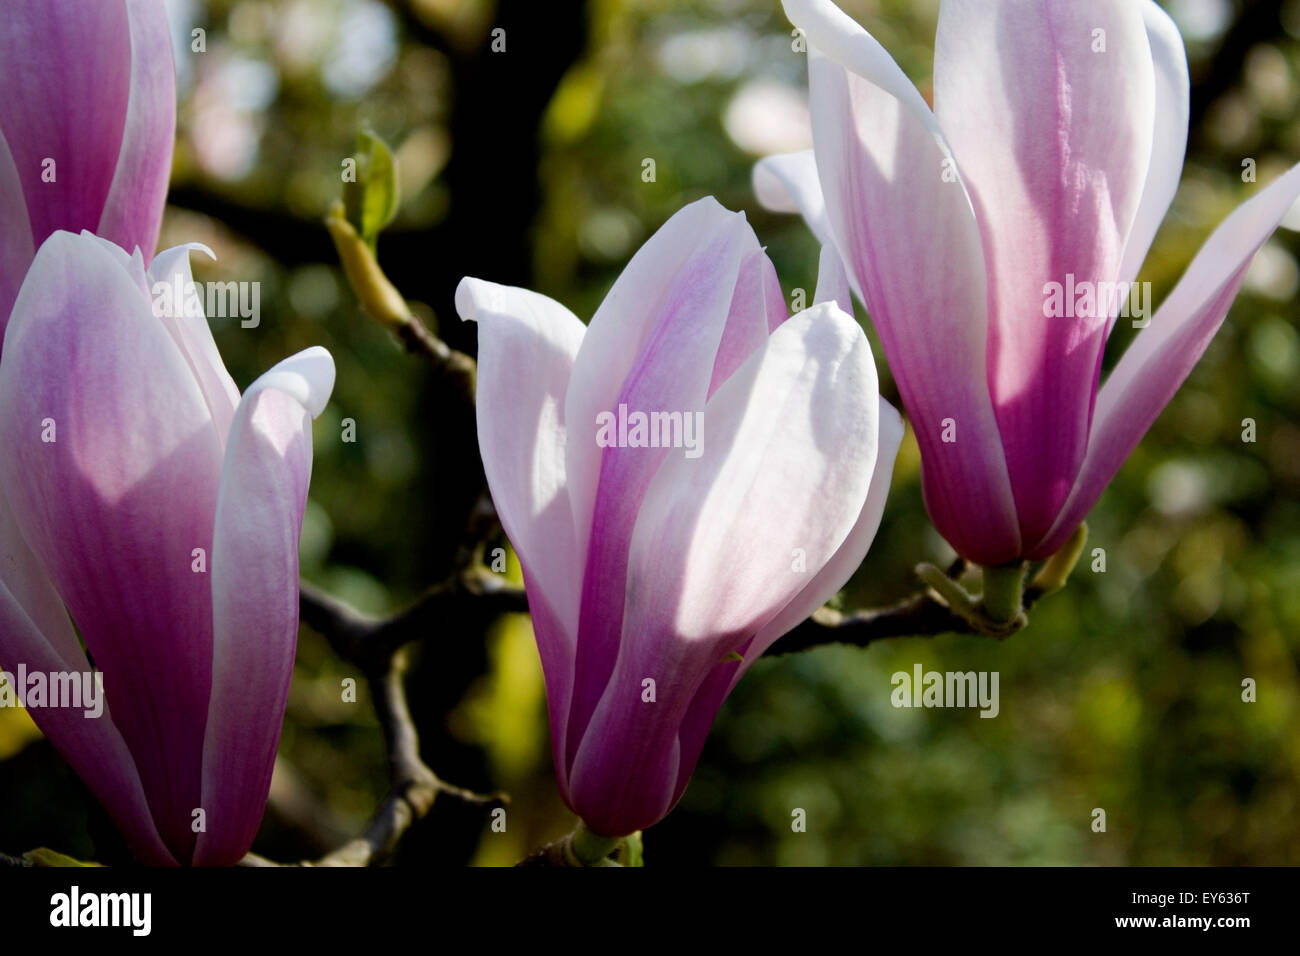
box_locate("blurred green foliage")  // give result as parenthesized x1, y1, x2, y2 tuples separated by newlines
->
(2, 0, 1299, 865)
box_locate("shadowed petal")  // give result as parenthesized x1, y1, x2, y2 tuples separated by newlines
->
(751, 154, 856, 312)
(0, 488, 82, 673)
(148, 243, 241, 447)
(814, 242, 853, 316)
(0, 488, 176, 865)
(518, 575, 581, 803)
(97, 0, 176, 262)
(0, 130, 34, 340)
(0, 1, 132, 245)
(0, 577, 176, 866)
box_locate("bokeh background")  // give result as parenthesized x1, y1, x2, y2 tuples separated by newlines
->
(3, 0, 1300, 865)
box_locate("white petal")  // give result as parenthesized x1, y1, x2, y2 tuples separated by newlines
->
(456, 276, 586, 638)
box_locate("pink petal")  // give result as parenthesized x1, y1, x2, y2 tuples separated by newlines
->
(97, 0, 177, 263)
(0, 1, 132, 245)
(933, 0, 1155, 545)
(456, 277, 587, 768)
(196, 347, 334, 866)
(0, 231, 222, 863)
(0, 0, 174, 339)
(568, 303, 880, 835)
(0, 130, 35, 341)
(518, 576, 581, 804)
(785, 0, 1021, 563)
(1036, 164, 1300, 558)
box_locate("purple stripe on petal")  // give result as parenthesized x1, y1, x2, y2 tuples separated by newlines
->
(933, 0, 1154, 545)
(564, 206, 755, 772)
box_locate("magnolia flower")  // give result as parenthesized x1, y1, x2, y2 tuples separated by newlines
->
(0, 0, 175, 339)
(0, 231, 334, 866)
(457, 198, 902, 837)
(757, 0, 1300, 565)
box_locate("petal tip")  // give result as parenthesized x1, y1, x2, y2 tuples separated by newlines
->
(244, 346, 336, 419)
(455, 275, 486, 323)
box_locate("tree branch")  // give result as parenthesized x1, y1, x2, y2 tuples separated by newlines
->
(772, 596, 974, 654)
(277, 649, 502, 867)
(243, 567, 524, 867)
(770, 565, 1061, 655)
(299, 566, 528, 668)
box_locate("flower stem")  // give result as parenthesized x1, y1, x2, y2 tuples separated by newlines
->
(567, 824, 621, 866)
(980, 562, 1026, 624)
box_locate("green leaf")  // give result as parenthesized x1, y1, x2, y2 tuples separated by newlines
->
(356, 129, 399, 248)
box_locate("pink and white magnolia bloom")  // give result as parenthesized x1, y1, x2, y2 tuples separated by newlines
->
(457, 198, 902, 837)
(757, 0, 1300, 565)
(0, 231, 334, 866)
(0, 0, 175, 338)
